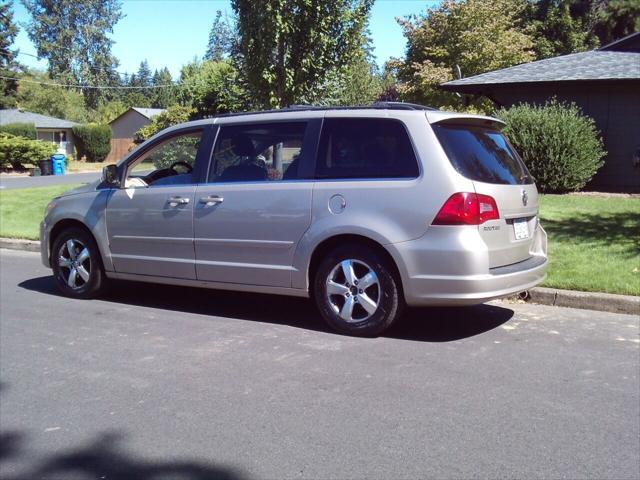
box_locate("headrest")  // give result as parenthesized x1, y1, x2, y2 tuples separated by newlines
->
(232, 133, 256, 157)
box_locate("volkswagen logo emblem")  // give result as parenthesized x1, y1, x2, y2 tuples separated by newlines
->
(521, 190, 528, 206)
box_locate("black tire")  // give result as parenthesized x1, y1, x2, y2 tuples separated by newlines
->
(51, 227, 106, 299)
(313, 244, 404, 336)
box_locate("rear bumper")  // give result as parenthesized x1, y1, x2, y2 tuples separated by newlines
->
(403, 255, 547, 306)
(389, 225, 548, 306)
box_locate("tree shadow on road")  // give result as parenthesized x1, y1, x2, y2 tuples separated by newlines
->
(0, 430, 244, 480)
(0, 381, 243, 480)
(19, 276, 514, 343)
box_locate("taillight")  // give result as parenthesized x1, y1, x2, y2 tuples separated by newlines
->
(432, 192, 499, 225)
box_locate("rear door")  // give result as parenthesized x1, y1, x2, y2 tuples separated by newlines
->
(432, 122, 539, 268)
(193, 120, 320, 287)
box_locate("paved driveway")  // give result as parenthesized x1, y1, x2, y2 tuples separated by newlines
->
(0, 249, 638, 479)
(0, 172, 100, 190)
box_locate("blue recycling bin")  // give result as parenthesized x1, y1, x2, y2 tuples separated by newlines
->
(51, 154, 66, 175)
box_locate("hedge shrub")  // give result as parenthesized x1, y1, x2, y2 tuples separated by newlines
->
(72, 123, 112, 162)
(0, 133, 56, 169)
(497, 100, 606, 193)
(0, 122, 37, 140)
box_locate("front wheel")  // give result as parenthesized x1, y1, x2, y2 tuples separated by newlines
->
(313, 245, 404, 336)
(51, 227, 106, 299)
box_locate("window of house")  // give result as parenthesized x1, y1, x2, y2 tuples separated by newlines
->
(315, 118, 420, 180)
(209, 123, 307, 183)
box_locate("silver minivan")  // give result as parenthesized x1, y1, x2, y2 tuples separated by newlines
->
(41, 103, 547, 336)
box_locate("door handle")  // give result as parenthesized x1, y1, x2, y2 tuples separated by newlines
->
(199, 195, 224, 206)
(168, 196, 190, 207)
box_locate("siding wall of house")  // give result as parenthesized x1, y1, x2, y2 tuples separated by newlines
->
(106, 110, 152, 163)
(36, 128, 75, 156)
(491, 82, 640, 191)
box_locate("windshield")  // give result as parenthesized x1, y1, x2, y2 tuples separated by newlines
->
(433, 124, 533, 185)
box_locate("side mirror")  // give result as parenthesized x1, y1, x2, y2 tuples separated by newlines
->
(101, 164, 121, 187)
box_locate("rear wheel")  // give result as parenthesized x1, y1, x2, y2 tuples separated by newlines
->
(51, 227, 105, 299)
(313, 244, 404, 336)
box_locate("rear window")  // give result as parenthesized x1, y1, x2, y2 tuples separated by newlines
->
(433, 124, 533, 185)
(315, 118, 419, 179)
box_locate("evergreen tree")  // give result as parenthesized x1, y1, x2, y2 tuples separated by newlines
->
(0, 0, 20, 108)
(136, 59, 152, 87)
(593, 0, 640, 45)
(152, 67, 176, 108)
(205, 10, 234, 61)
(526, 0, 600, 58)
(21, 0, 123, 108)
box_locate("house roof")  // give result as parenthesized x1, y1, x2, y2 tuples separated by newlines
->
(130, 107, 165, 119)
(108, 107, 166, 125)
(0, 109, 78, 129)
(441, 34, 640, 93)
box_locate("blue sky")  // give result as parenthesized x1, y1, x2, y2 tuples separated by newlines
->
(11, 0, 434, 78)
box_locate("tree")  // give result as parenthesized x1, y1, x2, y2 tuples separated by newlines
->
(329, 29, 385, 106)
(205, 10, 235, 61)
(177, 59, 246, 118)
(593, 0, 640, 45)
(526, 0, 599, 59)
(93, 99, 127, 123)
(394, 0, 535, 111)
(231, 0, 374, 108)
(0, 0, 20, 108)
(21, 0, 123, 108)
(151, 67, 176, 108)
(136, 104, 195, 141)
(16, 70, 89, 122)
(135, 60, 152, 88)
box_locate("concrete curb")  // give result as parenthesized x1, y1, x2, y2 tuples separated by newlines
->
(523, 287, 639, 316)
(0, 238, 41, 252)
(1, 237, 638, 316)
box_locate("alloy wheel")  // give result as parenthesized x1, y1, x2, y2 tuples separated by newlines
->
(325, 259, 380, 323)
(57, 238, 91, 289)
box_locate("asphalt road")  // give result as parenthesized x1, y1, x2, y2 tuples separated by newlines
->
(0, 172, 100, 190)
(1, 249, 638, 480)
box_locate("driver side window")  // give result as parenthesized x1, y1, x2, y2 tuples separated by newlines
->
(125, 130, 202, 188)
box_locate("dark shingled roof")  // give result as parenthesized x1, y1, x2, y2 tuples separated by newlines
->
(441, 50, 640, 91)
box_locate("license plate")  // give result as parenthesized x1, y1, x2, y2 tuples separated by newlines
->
(513, 218, 529, 240)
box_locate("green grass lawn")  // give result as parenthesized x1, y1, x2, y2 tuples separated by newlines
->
(540, 194, 639, 296)
(0, 184, 81, 240)
(0, 185, 638, 296)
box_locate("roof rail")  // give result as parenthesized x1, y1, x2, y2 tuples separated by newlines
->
(210, 102, 438, 119)
(371, 101, 439, 111)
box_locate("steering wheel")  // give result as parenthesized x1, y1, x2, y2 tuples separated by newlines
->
(169, 161, 193, 174)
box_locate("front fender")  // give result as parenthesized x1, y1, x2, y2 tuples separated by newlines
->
(43, 189, 114, 272)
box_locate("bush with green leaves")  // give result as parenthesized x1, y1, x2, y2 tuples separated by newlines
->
(0, 132, 56, 169)
(135, 105, 195, 142)
(497, 100, 606, 193)
(72, 124, 112, 162)
(0, 122, 37, 140)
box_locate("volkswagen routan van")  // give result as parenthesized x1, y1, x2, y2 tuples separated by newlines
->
(41, 103, 547, 336)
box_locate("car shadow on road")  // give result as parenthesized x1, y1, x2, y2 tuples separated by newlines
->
(19, 276, 514, 343)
